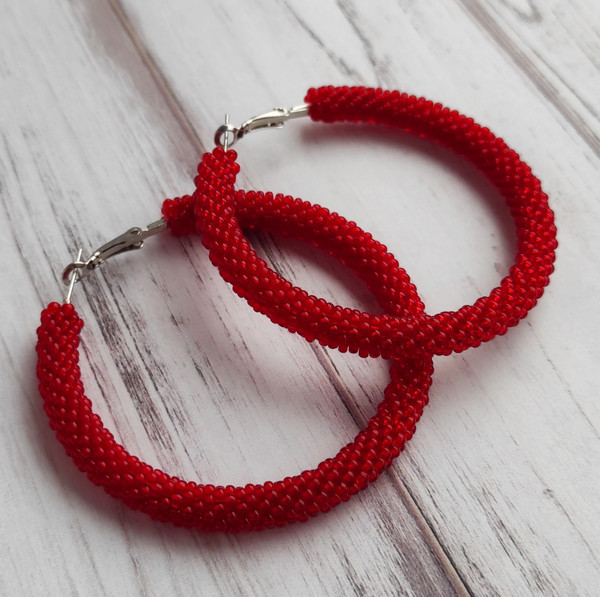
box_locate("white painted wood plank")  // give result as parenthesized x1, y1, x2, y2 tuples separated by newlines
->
(460, 0, 600, 151)
(2, 0, 600, 595)
(0, 2, 466, 597)
(111, 0, 600, 595)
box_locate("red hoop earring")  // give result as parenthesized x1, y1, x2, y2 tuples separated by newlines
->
(38, 182, 432, 532)
(184, 86, 556, 359)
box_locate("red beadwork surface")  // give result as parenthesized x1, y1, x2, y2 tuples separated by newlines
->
(38, 85, 557, 532)
(169, 86, 557, 359)
(38, 188, 432, 532)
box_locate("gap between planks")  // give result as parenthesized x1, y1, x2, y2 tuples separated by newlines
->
(107, 0, 206, 157)
(458, 0, 600, 159)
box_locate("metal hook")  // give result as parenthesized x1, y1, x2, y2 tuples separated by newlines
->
(64, 248, 83, 304)
(214, 103, 310, 149)
(62, 219, 167, 291)
(221, 113, 233, 152)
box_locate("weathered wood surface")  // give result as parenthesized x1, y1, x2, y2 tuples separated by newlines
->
(1, 1, 599, 595)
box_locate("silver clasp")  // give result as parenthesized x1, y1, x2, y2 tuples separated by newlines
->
(214, 103, 310, 149)
(62, 218, 167, 302)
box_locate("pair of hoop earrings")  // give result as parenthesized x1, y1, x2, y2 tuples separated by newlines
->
(36, 86, 557, 532)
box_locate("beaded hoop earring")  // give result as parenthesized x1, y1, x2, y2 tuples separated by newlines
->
(189, 86, 557, 359)
(37, 184, 432, 532)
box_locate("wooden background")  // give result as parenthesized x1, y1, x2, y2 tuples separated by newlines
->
(1, 1, 599, 595)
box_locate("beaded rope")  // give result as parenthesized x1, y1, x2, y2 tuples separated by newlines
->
(169, 86, 556, 359)
(37, 182, 433, 532)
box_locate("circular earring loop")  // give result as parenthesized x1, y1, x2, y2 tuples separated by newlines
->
(176, 86, 556, 360)
(38, 184, 433, 532)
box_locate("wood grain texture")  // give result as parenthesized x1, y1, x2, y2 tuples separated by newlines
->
(1, 0, 599, 595)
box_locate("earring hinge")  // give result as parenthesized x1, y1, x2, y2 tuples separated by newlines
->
(62, 219, 167, 300)
(214, 103, 310, 149)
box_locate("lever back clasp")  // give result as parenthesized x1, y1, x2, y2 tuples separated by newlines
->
(214, 103, 310, 149)
(62, 218, 167, 301)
